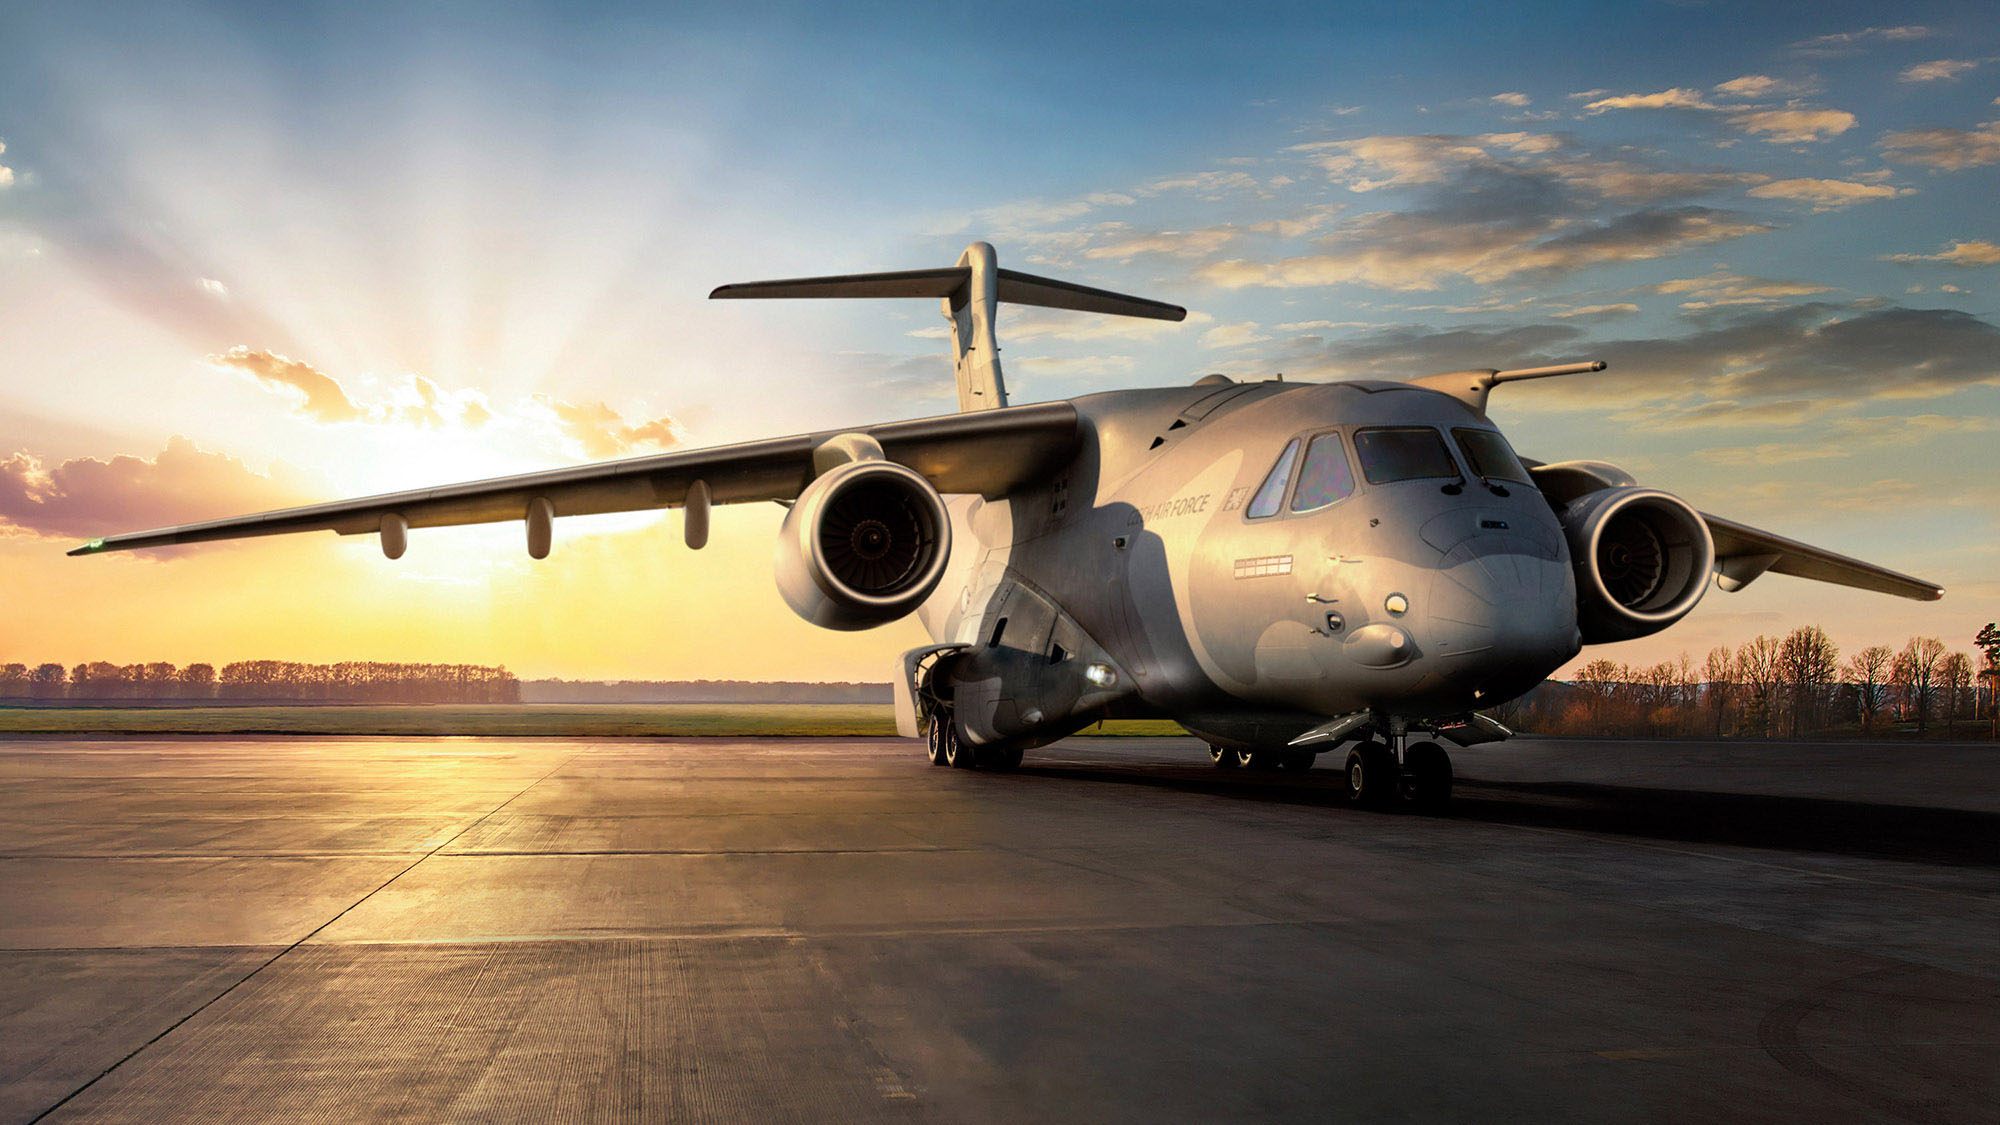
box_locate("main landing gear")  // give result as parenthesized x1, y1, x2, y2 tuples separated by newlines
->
(924, 708, 1022, 771)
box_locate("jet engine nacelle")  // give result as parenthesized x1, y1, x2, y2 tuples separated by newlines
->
(775, 460, 952, 631)
(1559, 487, 1715, 644)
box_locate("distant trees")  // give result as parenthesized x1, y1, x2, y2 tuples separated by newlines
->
(0, 660, 520, 704)
(1845, 645, 1893, 735)
(1494, 623, 1991, 739)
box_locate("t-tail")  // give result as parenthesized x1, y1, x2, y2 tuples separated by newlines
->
(710, 241, 1186, 412)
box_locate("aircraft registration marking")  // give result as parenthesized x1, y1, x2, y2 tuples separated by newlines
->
(1233, 555, 1293, 579)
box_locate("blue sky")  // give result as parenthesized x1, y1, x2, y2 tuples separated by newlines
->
(0, 0, 1995, 678)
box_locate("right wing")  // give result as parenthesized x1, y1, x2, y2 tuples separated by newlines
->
(69, 401, 1079, 555)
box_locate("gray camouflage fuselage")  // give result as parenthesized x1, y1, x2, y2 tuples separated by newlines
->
(918, 377, 1580, 749)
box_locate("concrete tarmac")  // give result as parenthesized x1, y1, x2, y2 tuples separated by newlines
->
(2, 735, 1997, 1123)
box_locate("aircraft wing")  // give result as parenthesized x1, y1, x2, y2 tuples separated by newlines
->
(1703, 511, 1943, 601)
(68, 401, 1079, 555)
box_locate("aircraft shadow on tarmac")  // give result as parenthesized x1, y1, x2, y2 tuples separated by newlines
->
(1010, 761, 2000, 869)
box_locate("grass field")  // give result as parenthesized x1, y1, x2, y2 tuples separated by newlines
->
(0, 704, 1189, 739)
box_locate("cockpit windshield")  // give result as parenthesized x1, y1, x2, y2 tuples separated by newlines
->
(1290, 431, 1356, 512)
(1453, 428, 1532, 484)
(1353, 427, 1460, 484)
(1245, 438, 1299, 518)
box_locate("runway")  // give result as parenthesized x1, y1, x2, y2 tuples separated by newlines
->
(3, 735, 1997, 1122)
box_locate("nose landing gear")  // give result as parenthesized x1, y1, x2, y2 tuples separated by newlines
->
(1341, 732, 1454, 812)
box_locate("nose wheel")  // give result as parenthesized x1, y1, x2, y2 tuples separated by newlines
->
(1343, 742, 1400, 807)
(1344, 737, 1454, 812)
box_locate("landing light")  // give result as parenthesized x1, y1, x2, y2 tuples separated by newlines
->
(1385, 593, 1409, 616)
(1084, 662, 1118, 689)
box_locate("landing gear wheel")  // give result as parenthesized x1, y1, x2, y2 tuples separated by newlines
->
(1233, 748, 1279, 770)
(943, 723, 977, 769)
(985, 746, 1025, 771)
(1209, 745, 1235, 768)
(1344, 742, 1398, 807)
(925, 717, 950, 766)
(1278, 751, 1315, 771)
(1401, 741, 1453, 812)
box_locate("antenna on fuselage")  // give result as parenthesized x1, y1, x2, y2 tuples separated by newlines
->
(1411, 360, 1607, 414)
(709, 242, 1187, 413)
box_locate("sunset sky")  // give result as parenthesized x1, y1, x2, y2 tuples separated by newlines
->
(2, 0, 1996, 682)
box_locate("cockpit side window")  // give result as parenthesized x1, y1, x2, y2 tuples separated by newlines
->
(1290, 431, 1356, 512)
(1245, 438, 1300, 518)
(1353, 427, 1460, 484)
(1452, 428, 1533, 484)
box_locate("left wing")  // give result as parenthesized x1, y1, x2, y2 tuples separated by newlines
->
(1703, 511, 1942, 601)
(68, 401, 1078, 556)
(1529, 460, 1943, 601)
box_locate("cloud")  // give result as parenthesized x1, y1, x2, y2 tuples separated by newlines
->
(0, 437, 306, 540)
(1490, 92, 1532, 107)
(1746, 178, 1908, 208)
(1082, 226, 1248, 261)
(197, 277, 228, 299)
(527, 396, 686, 459)
(0, 141, 13, 189)
(209, 345, 680, 458)
(1725, 108, 1856, 143)
(1300, 134, 1492, 191)
(1263, 303, 2000, 405)
(1200, 322, 1270, 349)
(1878, 239, 2000, 266)
(1712, 75, 1805, 99)
(1585, 88, 1721, 112)
(1879, 121, 2000, 170)
(1652, 270, 1835, 307)
(1200, 201, 1767, 292)
(1552, 303, 1640, 319)
(1899, 59, 1981, 82)
(1583, 86, 1857, 144)
(1789, 26, 1930, 55)
(208, 346, 362, 423)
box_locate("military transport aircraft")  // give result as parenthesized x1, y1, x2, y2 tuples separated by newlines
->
(71, 243, 1943, 809)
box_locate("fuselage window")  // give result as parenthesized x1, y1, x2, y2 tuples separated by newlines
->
(1353, 427, 1460, 484)
(1452, 428, 1533, 484)
(1246, 438, 1301, 518)
(1290, 431, 1356, 512)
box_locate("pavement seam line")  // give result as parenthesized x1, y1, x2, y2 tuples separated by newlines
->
(26, 746, 590, 1123)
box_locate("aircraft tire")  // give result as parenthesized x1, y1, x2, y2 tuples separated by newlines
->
(944, 725, 978, 769)
(1344, 743, 1398, 807)
(984, 746, 1025, 770)
(1209, 745, 1235, 768)
(1402, 741, 1453, 811)
(1278, 750, 1315, 771)
(1234, 748, 1277, 770)
(926, 718, 950, 766)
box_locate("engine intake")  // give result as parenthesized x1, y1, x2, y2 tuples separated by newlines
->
(1560, 487, 1714, 644)
(775, 460, 952, 630)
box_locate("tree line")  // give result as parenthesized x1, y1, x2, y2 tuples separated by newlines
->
(0, 661, 521, 704)
(1492, 624, 2000, 739)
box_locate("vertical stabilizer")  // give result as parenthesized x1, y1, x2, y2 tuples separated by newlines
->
(947, 242, 1007, 411)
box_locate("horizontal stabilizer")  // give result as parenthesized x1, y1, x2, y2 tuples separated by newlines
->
(711, 242, 1187, 413)
(713, 265, 1185, 322)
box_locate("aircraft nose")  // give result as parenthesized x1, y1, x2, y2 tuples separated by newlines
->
(1424, 530, 1579, 686)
